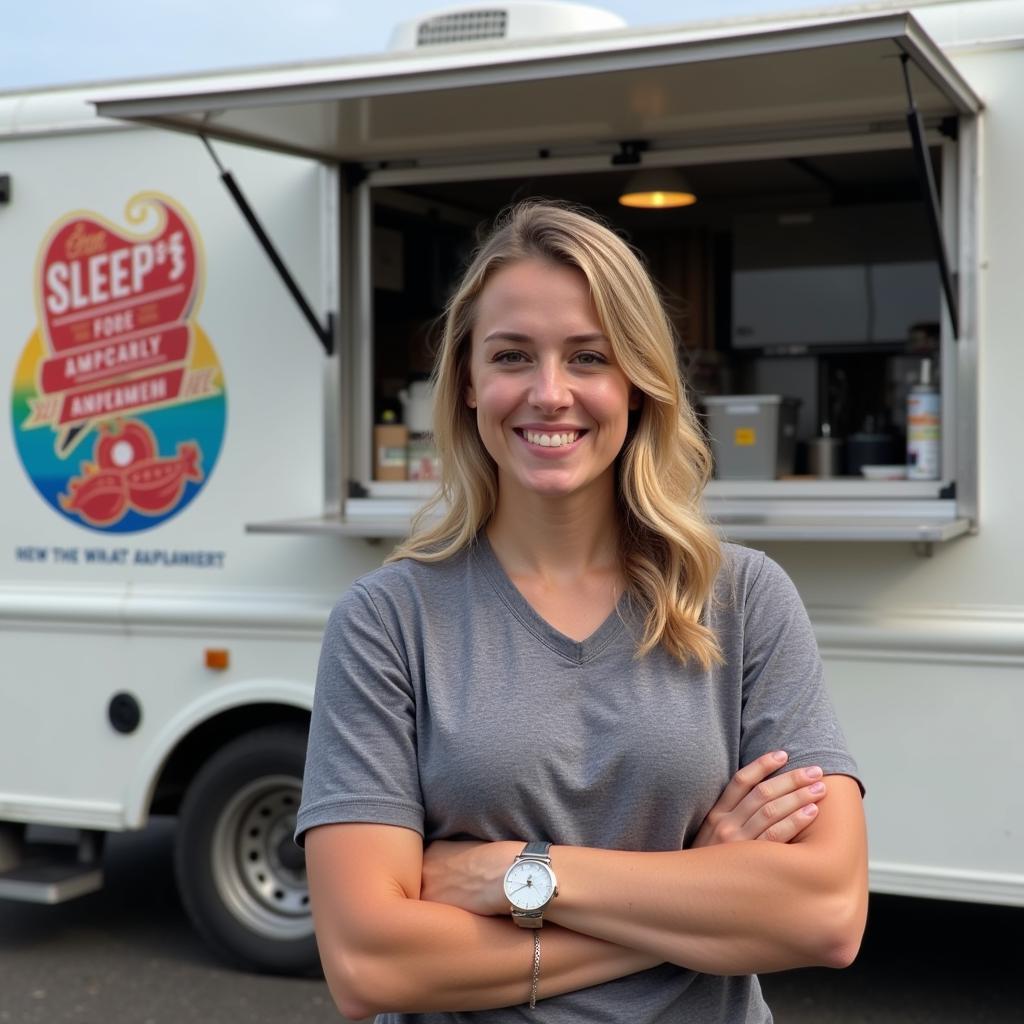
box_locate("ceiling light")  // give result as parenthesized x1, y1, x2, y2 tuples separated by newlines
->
(618, 167, 697, 209)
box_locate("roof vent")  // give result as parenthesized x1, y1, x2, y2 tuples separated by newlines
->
(418, 8, 509, 46)
(389, 2, 626, 50)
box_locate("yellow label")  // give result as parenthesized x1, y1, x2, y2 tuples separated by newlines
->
(734, 428, 756, 446)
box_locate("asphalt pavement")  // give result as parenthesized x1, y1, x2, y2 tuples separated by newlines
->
(0, 818, 1019, 1023)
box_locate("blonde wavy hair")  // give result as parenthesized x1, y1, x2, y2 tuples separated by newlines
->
(388, 200, 725, 670)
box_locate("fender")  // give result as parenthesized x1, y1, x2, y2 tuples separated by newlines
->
(122, 678, 313, 829)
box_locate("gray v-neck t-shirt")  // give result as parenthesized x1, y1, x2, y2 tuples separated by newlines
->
(297, 534, 862, 1023)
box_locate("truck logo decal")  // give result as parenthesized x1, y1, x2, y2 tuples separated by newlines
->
(11, 193, 226, 533)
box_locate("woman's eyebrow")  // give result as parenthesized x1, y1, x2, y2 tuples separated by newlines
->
(482, 331, 609, 344)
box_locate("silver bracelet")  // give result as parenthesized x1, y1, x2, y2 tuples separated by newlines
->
(529, 930, 541, 1010)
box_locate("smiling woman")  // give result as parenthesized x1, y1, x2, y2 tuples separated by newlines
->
(394, 200, 724, 665)
(297, 201, 867, 1024)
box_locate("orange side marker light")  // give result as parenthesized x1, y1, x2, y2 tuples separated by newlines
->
(205, 648, 230, 671)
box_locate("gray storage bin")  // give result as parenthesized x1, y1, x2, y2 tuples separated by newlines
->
(702, 395, 801, 480)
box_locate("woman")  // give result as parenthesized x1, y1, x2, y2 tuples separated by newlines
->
(297, 200, 868, 1022)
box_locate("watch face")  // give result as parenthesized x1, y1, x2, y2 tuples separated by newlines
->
(503, 860, 555, 911)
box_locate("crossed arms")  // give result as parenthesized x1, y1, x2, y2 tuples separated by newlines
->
(305, 754, 868, 1019)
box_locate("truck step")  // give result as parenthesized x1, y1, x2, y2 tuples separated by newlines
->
(0, 843, 104, 904)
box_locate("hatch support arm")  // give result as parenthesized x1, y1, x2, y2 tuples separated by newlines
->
(899, 53, 959, 339)
(200, 135, 334, 355)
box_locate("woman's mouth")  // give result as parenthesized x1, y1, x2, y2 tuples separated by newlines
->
(513, 428, 588, 451)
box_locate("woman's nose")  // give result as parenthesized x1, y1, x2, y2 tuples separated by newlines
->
(528, 359, 572, 410)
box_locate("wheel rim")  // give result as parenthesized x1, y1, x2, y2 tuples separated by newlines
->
(210, 774, 312, 941)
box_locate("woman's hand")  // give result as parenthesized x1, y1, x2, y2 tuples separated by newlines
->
(420, 838, 522, 916)
(691, 750, 827, 848)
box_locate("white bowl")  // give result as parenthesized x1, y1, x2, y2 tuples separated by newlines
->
(861, 464, 908, 480)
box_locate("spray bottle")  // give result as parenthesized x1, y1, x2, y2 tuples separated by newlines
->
(907, 358, 941, 480)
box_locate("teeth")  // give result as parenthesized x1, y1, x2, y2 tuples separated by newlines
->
(524, 430, 579, 447)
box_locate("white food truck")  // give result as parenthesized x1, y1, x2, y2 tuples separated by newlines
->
(2, 0, 1022, 975)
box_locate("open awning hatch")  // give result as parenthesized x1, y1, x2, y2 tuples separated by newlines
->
(95, 11, 980, 164)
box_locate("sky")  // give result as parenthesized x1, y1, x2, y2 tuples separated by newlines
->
(0, 0, 844, 93)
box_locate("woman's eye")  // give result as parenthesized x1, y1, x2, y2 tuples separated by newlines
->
(494, 350, 528, 364)
(573, 351, 607, 365)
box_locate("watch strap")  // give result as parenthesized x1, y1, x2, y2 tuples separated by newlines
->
(520, 841, 552, 859)
(514, 909, 545, 928)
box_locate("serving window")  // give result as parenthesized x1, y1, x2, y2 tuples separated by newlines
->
(346, 127, 973, 546)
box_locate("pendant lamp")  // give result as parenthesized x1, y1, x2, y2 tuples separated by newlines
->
(618, 167, 697, 209)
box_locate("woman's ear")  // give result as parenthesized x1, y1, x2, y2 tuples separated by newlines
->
(465, 383, 477, 409)
(628, 387, 643, 411)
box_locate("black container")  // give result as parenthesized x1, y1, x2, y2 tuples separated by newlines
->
(845, 432, 898, 476)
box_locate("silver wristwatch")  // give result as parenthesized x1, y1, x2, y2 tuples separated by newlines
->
(502, 841, 559, 928)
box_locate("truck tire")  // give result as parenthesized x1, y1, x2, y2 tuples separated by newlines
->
(174, 724, 318, 975)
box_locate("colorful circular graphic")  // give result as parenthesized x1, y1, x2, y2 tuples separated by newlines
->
(10, 193, 226, 534)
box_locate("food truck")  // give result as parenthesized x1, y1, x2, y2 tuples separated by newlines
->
(2, 0, 1022, 974)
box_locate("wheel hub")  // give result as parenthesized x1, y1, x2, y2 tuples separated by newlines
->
(211, 775, 313, 940)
